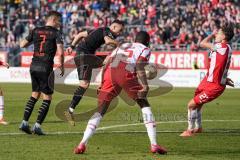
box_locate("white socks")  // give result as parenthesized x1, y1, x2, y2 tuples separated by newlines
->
(80, 108, 157, 146)
(142, 107, 157, 145)
(22, 120, 28, 125)
(34, 122, 41, 128)
(80, 112, 102, 145)
(69, 107, 74, 113)
(195, 109, 202, 129)
(0, 96, 4, 119)
(187, 109, 197, 130)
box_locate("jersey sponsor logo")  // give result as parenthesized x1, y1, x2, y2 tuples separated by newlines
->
(37, 30, 52, 35)
(34, 52, 45, 57)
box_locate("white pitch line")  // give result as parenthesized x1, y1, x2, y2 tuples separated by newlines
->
(0, 130, 239, 136)
(0, 119, 240, 136)
(97, 119, 240, 130)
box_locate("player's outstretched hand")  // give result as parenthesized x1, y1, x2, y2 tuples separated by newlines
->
(226, 78, 234, 87)
(97, 86, 101, 95)
(60, 67, 65, 77)
(3, 62, 10, 69)
(66, 47, 73, 55)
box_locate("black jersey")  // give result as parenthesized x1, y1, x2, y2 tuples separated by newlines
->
(25, 26, 63, 71)
(77, 27, 116, 54)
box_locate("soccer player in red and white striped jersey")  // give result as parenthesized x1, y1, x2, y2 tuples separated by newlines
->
(74, 31, 167, 154)
(0, 60, 9, 125)
(180, 23, 235, 137)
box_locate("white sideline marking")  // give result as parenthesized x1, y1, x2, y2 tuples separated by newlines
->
(97, 119, 240, 130)
(0, 119, 240, 136)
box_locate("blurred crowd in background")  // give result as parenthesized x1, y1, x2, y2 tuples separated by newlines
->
(0, 0, 240, 65)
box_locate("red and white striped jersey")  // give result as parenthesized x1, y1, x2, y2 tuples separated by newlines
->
(207, 42, 232, 86)
(110, 42, 151, 72)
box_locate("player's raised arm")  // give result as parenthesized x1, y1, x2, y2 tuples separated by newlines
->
(71, 31, 88, 47)
(66, 31, 88, 54)
(199, 30, 217, 51)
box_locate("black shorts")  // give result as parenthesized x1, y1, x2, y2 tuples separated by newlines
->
(30, 69, 54, 95)
(76, 64, 93, 81)
(74, 51, 105, 81)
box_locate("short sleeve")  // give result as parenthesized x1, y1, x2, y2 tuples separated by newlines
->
(139, 48, 151, 61)
(25, 29, 34, 42)
(56, 31, 64, 44)
(110, 48, 119, 57)
(87, 29, 94, 35)
(213, 43, 227, 55)
(0, 61, 3, 65)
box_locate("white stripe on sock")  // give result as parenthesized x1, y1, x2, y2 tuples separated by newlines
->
(80, 112, 102, 144)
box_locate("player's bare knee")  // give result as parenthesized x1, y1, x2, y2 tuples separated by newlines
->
(79, 80, 90, 89)
(188, 99, 196, 109)
(32, 92, 40, 99)
(42, 93, 52, 101)
(0, 89, 3, 96)
(188, 99, 202, 110)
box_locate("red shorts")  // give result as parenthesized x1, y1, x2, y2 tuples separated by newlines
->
(193, 78, 225, 105)
(98, 63, 142, 102)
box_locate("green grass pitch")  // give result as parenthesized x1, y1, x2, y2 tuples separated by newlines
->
(0, 83, 239, 160)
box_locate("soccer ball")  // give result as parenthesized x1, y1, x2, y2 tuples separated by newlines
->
(144, 64, 158, 80)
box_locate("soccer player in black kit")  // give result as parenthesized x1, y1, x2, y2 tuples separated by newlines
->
(64, 20, 124, 125)
(19, 11, 64, 135)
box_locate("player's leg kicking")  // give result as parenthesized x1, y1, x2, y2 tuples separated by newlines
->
(64, 56, 93, 126)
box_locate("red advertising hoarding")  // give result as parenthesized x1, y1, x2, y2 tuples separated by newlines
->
(21, 51, 240, 70)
